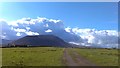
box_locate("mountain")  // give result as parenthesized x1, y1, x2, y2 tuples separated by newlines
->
(9, 35, 71, 47)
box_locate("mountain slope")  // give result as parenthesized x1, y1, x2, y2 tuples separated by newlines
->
(10, 35, 70, 47)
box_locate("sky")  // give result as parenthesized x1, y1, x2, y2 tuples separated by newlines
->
(0, 2, 118, 30)
(0, 2, 119, 48)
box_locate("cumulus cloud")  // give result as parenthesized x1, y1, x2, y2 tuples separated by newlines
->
(0, 19, 17, 40)
(0, 17, 119, 48)
(69, 42, 80, 45)
(16, 32, 22, 36)
(45, 29, 52, 33)
(69, 28, 119, 48)
(65, 27, 71, 33)
(12, 28, 26, 33)
(49, 19, 61, 23)
(1, 17, 80, 43)
(25, 31, 39, 35)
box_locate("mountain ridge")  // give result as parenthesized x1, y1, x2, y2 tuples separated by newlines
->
(9, 35, 71, 47)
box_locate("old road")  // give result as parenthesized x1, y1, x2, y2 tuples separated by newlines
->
(63, 48, 96, 66)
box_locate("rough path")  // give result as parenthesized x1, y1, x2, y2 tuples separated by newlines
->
(63, 48, 96, 66)
(63, 48, 78, 66)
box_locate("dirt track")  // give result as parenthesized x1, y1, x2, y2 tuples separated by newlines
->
(63, 48, 96, 66)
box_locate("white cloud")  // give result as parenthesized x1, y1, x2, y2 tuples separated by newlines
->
(71, 28, 118, 48)
(45, 29, 52, 33)
(0, 35, 6, 39)
(0, 17, 119, 48)
(37, 17, 47, 23)
(8, 21, 19, 27)
(16, 32, 22, 36)
(0, 19, 7, 22)
(69, 42, 80, 45)
(49, 19, 61, 23)
(0, 20, 17, 40)
(12, 28, 26, 33)
(25, 31, 39, 35)
(1, 17, 80, 43)
(1, 17, 64, 39)
(65, 27, 71, 32)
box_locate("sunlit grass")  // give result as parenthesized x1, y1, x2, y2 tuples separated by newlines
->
(2, 47, 119, 66)
(2, 47, 64, 66)
(0, 48, 2, 67)
(73, 48, 118, 66)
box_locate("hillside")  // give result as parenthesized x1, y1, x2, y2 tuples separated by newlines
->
(9, 35, 71, 47)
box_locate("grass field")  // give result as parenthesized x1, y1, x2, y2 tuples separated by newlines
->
(2, 47, 64, 66)
(0, 48, 2, 67)
(72, 48, 119, 66)
(2, 47, 119, 66)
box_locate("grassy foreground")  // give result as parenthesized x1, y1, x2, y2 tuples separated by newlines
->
(2, 47, 119, 66)
(73, 48, 119, 66)
(2, 47, 64, 66)
(0, 48, 2, 67)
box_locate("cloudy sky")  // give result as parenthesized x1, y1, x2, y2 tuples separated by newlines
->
(0, 2, 119, 48)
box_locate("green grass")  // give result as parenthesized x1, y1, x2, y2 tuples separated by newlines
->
(2, 47, 119, 66)
(2, 47, 64, 66)
(73, 48, 119, 66)
(0, 48, 2, 67)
